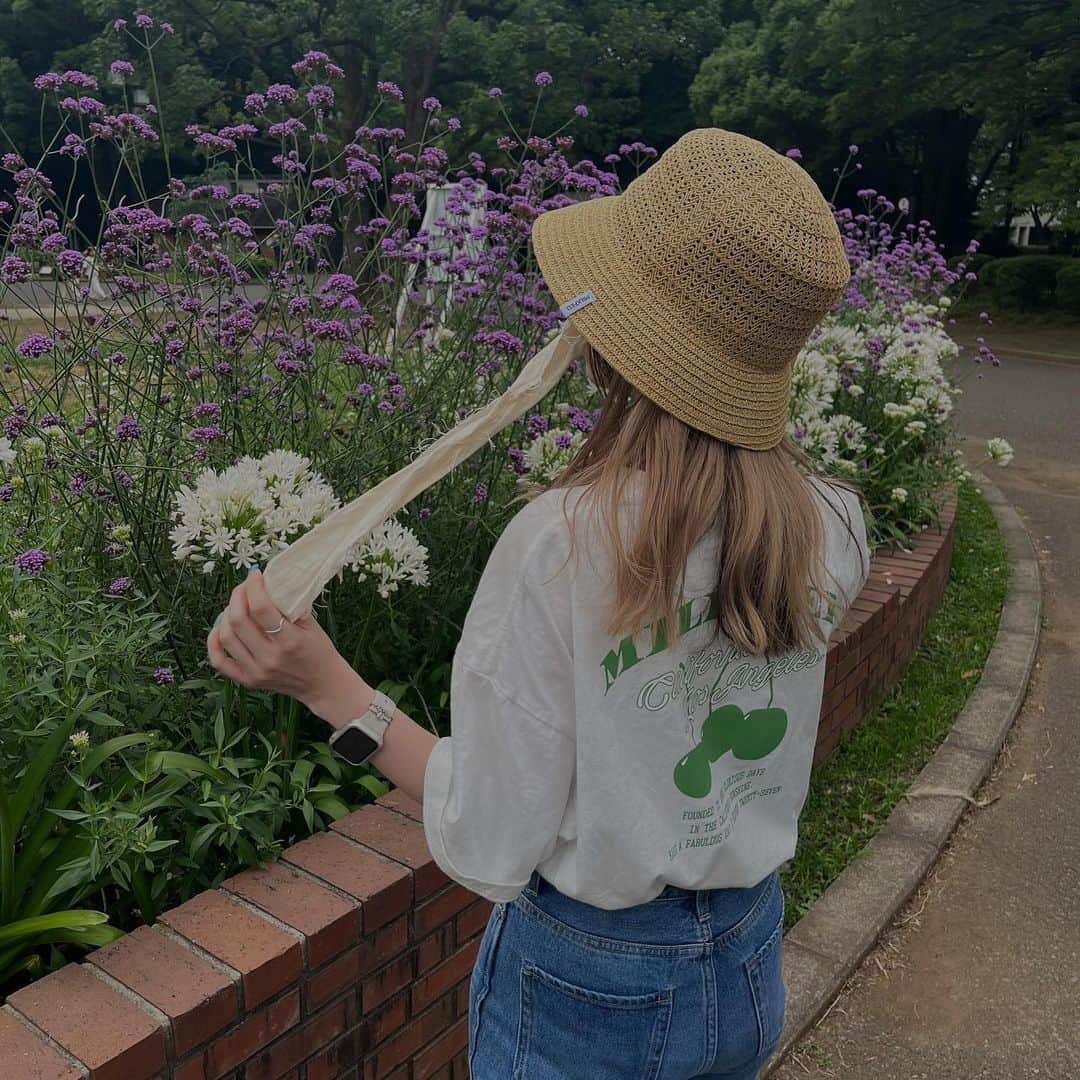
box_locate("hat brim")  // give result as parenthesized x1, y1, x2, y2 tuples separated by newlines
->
(532, 195, 793, 451)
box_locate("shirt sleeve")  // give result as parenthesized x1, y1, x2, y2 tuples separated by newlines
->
(422, 661, 575, 902)
(421, 499, 577, 902)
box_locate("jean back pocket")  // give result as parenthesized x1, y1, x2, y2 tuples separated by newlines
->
(512, 961, 673, 1080)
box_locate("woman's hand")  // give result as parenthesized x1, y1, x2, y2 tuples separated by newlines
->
(206, 568, 358, 715)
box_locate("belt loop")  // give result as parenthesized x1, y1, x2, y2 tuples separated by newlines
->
(695, 888, 711, 927)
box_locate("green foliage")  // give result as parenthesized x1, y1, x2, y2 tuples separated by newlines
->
(0, 516, 387, 991)
(689, 0, 1080, 249)
(2, 0, 1075, 247)
(947, 251, 993, 277)
(1054, 261, 1080, 315)
(981, 255, 1074, 312)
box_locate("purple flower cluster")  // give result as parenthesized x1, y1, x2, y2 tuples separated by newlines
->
(16, 334, 54, 359)
(14, 548, 50, 575)
(114, 415, 142, 440)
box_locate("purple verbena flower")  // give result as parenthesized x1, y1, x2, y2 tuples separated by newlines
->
(17, 334, 54, 359)
(114, 415, 141, 440)
(14, 548, 50, 575)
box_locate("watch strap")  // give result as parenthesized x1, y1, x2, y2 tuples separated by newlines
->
(330, 689, 396, 754)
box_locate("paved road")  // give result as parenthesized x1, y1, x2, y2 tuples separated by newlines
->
(773, 320, 1080, 1079)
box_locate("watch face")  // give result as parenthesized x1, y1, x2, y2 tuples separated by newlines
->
(332, 726, 379, 765)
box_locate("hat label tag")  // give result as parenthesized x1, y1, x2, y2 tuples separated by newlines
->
(559, 290, 596, 317)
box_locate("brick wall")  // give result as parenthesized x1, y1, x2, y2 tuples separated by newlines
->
(0, 499, 956, 1080)
(815, 495, 957, 761)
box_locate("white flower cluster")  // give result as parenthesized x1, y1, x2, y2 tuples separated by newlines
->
(170, 450, 429, 596)
(789, 303, 960, 470)
(521, 427, 586, 484)
(0, 436, 15, 467)
(343, 518, 430, 599)
(987, 437, 1014, 467)
(170, 450, 340, 573)
(796, 414, 868, 473)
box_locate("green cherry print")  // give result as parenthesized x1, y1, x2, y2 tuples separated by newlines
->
(700, 704, 742, 761)
(673, 744, 713, 798)
(673, 704, 743, 797)
(733, 707, 788, 759)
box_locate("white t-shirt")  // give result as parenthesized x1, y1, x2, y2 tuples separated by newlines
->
(422, 472, 870, 910)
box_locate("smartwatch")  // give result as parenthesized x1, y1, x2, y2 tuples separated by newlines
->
(327, 690, 396, 766)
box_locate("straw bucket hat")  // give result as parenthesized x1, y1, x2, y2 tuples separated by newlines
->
(531, 128, 851, 451)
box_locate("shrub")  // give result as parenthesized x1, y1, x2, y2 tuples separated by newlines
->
(980, 254, 1072, 311)
(1054, 260, 1080, 315)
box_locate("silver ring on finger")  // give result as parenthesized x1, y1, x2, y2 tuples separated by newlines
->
(263, 616, 286, 636)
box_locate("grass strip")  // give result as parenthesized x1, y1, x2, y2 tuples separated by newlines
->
(782, 480, 1009, 927)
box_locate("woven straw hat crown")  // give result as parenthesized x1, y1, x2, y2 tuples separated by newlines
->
(531, 127, 851, 450)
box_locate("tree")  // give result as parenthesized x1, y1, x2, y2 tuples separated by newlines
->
(690, 0, 1080, 250)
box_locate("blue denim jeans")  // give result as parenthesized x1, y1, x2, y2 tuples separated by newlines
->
(468, 867, 785, 1079)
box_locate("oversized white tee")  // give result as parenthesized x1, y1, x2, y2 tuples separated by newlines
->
(422, 473, 870, 910)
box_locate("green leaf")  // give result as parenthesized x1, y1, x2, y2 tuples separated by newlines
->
(0, 785, 14, 925)
(313, 795, 352, 821)
(9, 716, 77, 839)
(0, 909, 110, 946)
(78, 734, 153, 778)
(147, 751, 229, 783)
(189, 822, 220, 862)
(356, 774, 390, 799)
(44, 809, 90, 822)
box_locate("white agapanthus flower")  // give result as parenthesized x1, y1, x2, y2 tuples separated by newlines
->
(904, 420, 927, 436)
(0, 436, 17, 466)
(170, 451, 340, 572)
(171, 450, 429, 597)
(891, 486, 908, 503)
(987, 437, 1014, 467)
(344, 518, 430, 599)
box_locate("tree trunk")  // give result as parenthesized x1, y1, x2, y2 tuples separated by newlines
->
(913, 109, 983, 252)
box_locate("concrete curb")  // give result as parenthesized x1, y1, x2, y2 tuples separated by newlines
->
(763, 472, 1041, 1074)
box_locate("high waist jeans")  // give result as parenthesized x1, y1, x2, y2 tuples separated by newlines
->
(468, 867, 785, 1079)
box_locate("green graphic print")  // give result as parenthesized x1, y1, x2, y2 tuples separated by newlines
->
(673, 703, 788, 798)
(599, 588, 827, 813)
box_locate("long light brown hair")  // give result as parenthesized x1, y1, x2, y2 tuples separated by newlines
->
(538, 344, 865, 657)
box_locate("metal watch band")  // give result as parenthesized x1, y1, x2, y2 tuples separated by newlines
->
(364, 690, 396, 742)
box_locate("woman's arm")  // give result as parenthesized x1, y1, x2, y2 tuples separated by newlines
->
(302, 661, 437, 805)
(206, 569, 437, 804)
